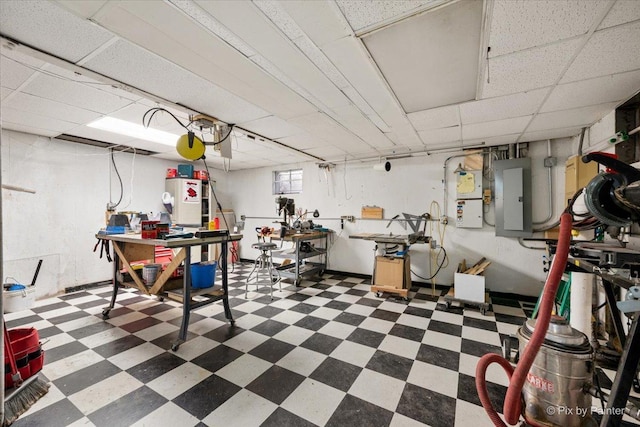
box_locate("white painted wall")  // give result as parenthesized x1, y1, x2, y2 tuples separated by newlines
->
(0, 110, 626, 299)
(0, 130, 231, 298)
(228, 138, 579, 297)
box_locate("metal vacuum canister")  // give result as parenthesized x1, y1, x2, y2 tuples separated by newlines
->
(517, 317, 596, 427)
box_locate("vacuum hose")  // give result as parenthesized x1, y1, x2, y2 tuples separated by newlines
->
(476, 212, 573, 426)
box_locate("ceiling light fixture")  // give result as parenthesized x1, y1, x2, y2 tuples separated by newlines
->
(87, 117, 180, 146)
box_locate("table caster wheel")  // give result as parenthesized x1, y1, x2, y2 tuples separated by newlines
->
(171, 343, 180, 352)
(402, 297, 409, 303)
(157, 296, 164, 302)
(318, 269, 325, 277)
(445, 302, 451, 309)
(230, 320, 236, 326)
(375, 292, 382, 298)
(102, 309, 111, 319)
(295, 279, 301, 287)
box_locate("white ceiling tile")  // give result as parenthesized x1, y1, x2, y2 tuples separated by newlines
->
(482, 38, 582, 98)
(331, 105, 395, 149)
(239, 116, 304, 140)
(520, 126, 584, 142)
(84, 40, 269, 124)
(1, 87, 12, 100)
(542, 69, 640, 113)
(597, 0, 640, 30)
(363, 0, 482, 113)
(463, 133, 519, 147)
(168, 0, 257, 58)
(527, 102, 618, 132)
(335, 0, 443, 32)
(54, 0, 109, 19)
(417, 126, 460, 145)
(0, 0, 114, 63)
(1, 122, 60, 138)
(291, 36, 349, 89)
(278, 1, 352, 47)
(321, 36, 407, 128)
(489, 0, 609, 57)
(383, 124, 423, 147)
(0, 55, 39, 90)
(1, 106, 77, 134)
(197, 1, 351, 112)
(91, 0, 315, 120)
(108, 103, 191, 135)
(462, 116, 532, 140)
(562, 21, 640, 83)
(306, 145, 349, 159)
(275, 133, 326, 151)
(250, 1, 305, 40)
(408, 105, 460, 131)
(340, 86, 390, 132)
(5, 92, 102, 124)
(460, 88, 549, 124)
(288, 112, 371, 152)
(21, 72, 134, 114)
(424, 140, 462, 150)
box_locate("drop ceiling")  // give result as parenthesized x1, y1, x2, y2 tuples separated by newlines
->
(0, 0, 639, 170)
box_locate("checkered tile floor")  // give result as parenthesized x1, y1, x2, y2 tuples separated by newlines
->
(4, 262, 629, 427)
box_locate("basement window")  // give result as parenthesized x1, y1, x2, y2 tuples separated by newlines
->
(273, 169, 303, 195)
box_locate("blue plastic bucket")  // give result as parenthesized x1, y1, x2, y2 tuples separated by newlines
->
(191, 262, 217, 289)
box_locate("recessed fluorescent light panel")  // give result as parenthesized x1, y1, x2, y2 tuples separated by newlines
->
(87, 117, 180, 146)
(362, 0, 483, 113)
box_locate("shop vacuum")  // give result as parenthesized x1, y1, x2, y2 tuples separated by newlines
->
(476, 153, 640, 427)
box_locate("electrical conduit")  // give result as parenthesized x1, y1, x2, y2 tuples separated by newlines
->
(475, 212, 572, 426)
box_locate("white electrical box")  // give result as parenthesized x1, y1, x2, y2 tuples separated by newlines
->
(456, 199, 483, 228)
(456, 170, 483, 199)
(165, 178, 202, 226)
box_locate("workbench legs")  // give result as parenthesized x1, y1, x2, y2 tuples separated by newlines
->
(101, 242, 235, 352)
(171, 244, 235, 351)
(102, 250, 120, 319)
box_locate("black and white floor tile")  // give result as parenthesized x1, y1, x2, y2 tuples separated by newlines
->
(4, 262, 636, 426)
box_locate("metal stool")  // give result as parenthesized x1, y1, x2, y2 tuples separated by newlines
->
(246, 242, 281, 299)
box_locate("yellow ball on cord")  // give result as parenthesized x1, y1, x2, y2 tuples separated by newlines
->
(176, 132, 205, 161)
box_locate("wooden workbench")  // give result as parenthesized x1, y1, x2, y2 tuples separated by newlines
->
(96, 232, 242, 350)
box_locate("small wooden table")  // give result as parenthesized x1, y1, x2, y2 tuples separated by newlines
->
(96, 232, 242, 350)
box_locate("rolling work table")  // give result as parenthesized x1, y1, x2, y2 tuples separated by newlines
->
(269, 230, 330, 286)
(96, 232, 242, 351)
(349, 232, 430, 299)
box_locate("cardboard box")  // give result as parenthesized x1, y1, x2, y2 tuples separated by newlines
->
(362, 206, 383, 219)
(374, 256, 404, 288)
(454, 272, 485, 303)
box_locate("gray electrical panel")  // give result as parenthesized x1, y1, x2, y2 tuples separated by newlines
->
(494, 158, 532, 237)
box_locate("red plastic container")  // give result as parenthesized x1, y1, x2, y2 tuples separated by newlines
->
(194, 170, 208, 180)
(4, 328, 44, 389)
(166, 168, 177, 178)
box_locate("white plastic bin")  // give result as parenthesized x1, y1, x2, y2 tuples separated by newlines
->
(3, 287, 36, 312)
